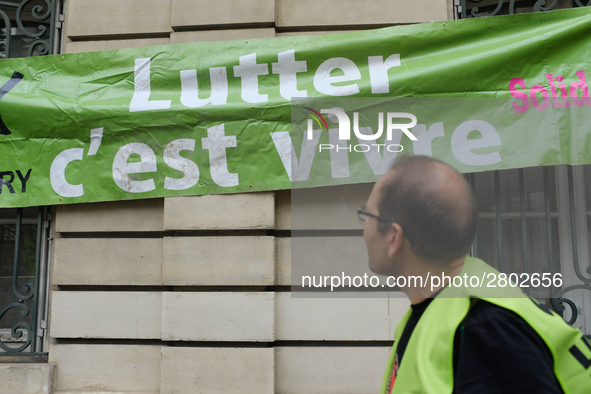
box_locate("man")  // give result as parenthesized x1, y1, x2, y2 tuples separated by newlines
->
(359, 155, 591, 393)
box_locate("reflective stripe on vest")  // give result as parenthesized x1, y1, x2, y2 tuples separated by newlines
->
(381, 256, 591, 394)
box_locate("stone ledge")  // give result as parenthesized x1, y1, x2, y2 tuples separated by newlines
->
(0, 363, 55, 394)
(49, 344, 161, 392)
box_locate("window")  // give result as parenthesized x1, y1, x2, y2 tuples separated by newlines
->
(469, 166, 591, 334)
(0, 207, 51, 357)
(471, 167, 562, 297)
(563, 165, 591, 334)
(0, 0, 60, 59)
(0, 0, 61, 358)
(455, 0, 591, 335)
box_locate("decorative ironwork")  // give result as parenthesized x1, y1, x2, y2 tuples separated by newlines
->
(534, 0, 558, 12)
(459, 0, 590, 19)
(552, 290, 586, 325)
(0, 208, 47, 356)
(550, 167, 591, 325)
(0, 0, 57, 58)
(0, 1, 56, 358)
(466, 0, 507, 18)
(458, 0, 591, 333)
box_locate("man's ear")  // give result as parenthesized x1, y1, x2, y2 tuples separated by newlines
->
(387, 223, 405, 258)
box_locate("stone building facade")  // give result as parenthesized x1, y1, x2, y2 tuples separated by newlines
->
(2, 1, 591, 393)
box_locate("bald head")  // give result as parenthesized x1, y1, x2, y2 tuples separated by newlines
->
(377, 155, 477, 265)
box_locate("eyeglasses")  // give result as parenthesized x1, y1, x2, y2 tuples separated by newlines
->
(357, 207, 393, 225)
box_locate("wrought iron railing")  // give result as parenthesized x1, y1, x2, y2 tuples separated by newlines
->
(0, 207, 50, 356)
(552, 166, 591, 325)
(0, 0, 58, 59)
(0, 0, 58, 358)
(457, 0, 591, 19)
(457, 0, 591, 333)
(469, 162, 591, 332)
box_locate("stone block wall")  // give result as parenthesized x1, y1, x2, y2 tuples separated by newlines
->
(46, 1, 451, 392)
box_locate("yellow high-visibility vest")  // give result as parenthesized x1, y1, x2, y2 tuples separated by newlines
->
(381, 256, 591, 394)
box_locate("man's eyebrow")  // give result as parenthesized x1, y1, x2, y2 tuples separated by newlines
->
(359, 203, 367, 210)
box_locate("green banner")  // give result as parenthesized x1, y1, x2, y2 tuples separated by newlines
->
(1, 7, 591, 207)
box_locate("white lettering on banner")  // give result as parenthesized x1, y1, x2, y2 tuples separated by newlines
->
(233, 53, 269, 104)
(450, 120, 502, 166)
(50, 148, 84, 197)
(88, 128, 104, 156)
(274, 120, 503, 181)
(368, 54, 402, 94)
(49, 124, 243, 198)
(163, 139, 199, 191)
(49, 128, 105, 197)
(313, 57, 361, 96)
(112, 142, 157, 193)
(180, 67, 229, 107)
(47, 120, 502, 198)
(271, 49, 308, 100)
(129, 51, 403, 112)
(411, 122, 445, 157)
(202, 124, 239, 187)
(129, 58, 172, 112)
(328, 128, 350, 179)
(271, 129, 321, 182)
